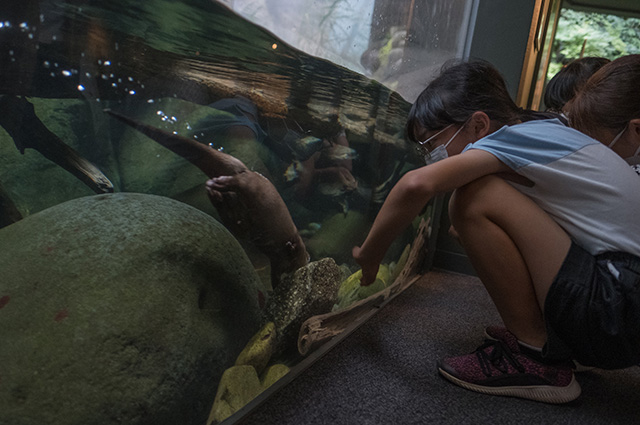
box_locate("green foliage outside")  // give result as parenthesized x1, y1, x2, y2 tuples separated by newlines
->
(548, 8, 640, 79)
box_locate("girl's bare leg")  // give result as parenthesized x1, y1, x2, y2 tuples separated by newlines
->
(449, 175, 571, 347)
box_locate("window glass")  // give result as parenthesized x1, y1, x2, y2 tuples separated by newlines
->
(548, 7, 640, 79)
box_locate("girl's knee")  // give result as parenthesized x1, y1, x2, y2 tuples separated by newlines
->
(449, 175, 508, 225)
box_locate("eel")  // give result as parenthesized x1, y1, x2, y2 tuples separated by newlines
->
(105, 109, 309, 287)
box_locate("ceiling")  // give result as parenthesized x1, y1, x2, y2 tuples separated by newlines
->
(563, 0, 640, 17)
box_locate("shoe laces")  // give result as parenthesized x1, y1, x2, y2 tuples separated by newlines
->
(476, 339, 525, 376)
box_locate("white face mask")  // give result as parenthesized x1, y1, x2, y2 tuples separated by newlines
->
(608, 125, 640, 161)
(419, 121, 468, 166)
(608, 126, 626, 149)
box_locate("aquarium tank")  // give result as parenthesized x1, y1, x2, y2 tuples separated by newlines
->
(0, 1, 476, 424)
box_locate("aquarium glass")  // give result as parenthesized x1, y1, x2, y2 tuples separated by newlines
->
(0, 1, 474, 424)
(221, 0, 476, 101)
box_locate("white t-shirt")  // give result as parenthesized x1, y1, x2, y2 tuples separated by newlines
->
(464, 119, 640, 257)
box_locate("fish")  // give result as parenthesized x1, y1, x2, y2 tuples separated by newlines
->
(301, 222, 322, 235)
(315, 165, 358, 215)
(289, 135, 324, 161)
(283, 160, 303, 182)
(315, 166, 358, 197)
(371, 160, 404, 205)
(355, 160, 405, 206)
(319, 143, 359, 162)
(265, 118, 325, 163)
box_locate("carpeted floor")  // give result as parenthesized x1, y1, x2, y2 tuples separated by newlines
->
(240, 270, 640, 425)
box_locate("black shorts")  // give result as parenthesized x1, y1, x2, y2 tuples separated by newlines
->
(543, 242, 640, 369)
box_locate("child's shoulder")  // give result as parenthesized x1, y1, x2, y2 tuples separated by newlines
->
(499, 118, 595, 146)
(467, 118, 604, 169)
(510, 118, 568, 133)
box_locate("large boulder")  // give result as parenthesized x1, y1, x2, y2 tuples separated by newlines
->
(0, 193, 263, 425)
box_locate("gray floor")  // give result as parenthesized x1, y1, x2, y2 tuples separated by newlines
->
(241, 270, 640, 425)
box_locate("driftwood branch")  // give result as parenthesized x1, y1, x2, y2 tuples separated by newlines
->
(0, 96, 114, 194)
(297, 217, 431, 355)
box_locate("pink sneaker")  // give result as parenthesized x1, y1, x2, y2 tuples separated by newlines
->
(438, 328, 581, 404)
(485, 326, 595, 372)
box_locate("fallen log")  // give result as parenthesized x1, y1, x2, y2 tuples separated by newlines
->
(0, 96, 114, 194)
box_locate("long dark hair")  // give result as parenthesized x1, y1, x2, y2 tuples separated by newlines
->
(543, 56, 610, 112)
(406, 60, 561, 142)
(567, 54, 640, 138)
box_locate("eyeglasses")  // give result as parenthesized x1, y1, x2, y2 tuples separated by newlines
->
(415, 124, 453, 157)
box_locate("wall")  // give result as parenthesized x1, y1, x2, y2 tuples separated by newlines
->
(432, 0, 537, 274)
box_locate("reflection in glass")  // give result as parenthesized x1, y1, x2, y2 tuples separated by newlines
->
(223, 0, 475, 101)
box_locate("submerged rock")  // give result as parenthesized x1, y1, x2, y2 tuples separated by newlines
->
(332, 244, 410, 311)
(208, 322, 291, 425)
(265, 257, 342, 357)
(207, 361, 291, 425)
(207, 365, 263, 425)
(0, 193, 263, 425)
(334, 265, 392, 311)
(235, 321, 277, 374)
(260, 364, 290, 389)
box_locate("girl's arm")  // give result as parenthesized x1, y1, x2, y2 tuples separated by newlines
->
(353, 149, 509, 284)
